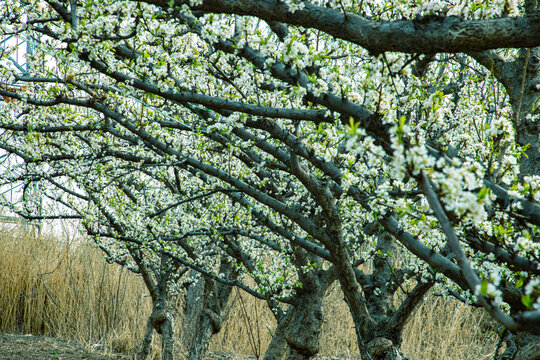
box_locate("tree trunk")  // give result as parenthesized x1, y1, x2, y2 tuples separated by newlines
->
(187, 311, 214, 360)
(181, 270, 205, 355)
(282, 290, 325, 360)
(263, 327, 287, 360)
(366, 337, 405, 360)
(137, 318, 154, 360)
(358, 231, 424, 360)
(182, 259, 236, 360)
(326, 239, 376, 357)
(261, 249, 336, 360)
(132, 252, 177, 360)
(500, 332, 540, 360)
(138, 297, 175, 360)
(159, 309, 175, 360)
(151, 298, 175, 360)
(286, 253, 336, 359)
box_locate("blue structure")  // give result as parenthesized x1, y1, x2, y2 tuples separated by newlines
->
(1, 34, 31, 81)
(0, 34, 41, 231)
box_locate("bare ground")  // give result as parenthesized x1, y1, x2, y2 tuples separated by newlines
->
(0, 334, 132, 360)
(0, 334, 355, 360)
(0, 334, 258, 360)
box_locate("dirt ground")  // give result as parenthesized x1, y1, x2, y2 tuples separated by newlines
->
(0, 334, 257, 360)
(0, 334, 132, 360)
(0, 333, 353, 360)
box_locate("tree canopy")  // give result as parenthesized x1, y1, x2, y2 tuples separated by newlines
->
(0, 1, 539, 359)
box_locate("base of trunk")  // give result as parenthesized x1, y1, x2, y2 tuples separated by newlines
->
(367, 338, 405, 360)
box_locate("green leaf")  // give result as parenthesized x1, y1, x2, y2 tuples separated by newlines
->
(521, 294, 534, 309)
(347, 117, 359, 135)
(399, 115, 406, 130)
(395, 206, 412, 217)
(477, 186, 489, 201)
(516, 277, 524, 289)
(480, 278, 489, 296)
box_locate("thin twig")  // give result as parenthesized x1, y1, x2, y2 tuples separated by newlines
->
(514, 49, 530, 124)
(32, 254, 79, 332)
(419, 171, 520, 332)
(236, 288, 260, 359)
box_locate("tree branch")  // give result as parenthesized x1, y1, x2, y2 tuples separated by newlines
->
(419, 172, 536, 333)
(146, 0, 540, 53)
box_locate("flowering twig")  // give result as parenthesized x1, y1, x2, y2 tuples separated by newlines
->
(419, 171, 530, 333)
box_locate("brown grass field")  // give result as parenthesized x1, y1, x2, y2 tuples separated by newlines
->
(0, 224, 499, 359)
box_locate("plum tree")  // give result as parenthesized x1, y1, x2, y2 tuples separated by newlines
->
(0, 1, 539, 359)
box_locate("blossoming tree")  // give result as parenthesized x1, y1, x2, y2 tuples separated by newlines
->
(1, 1, 539, 359)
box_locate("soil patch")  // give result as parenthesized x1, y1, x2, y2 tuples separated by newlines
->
(0, 334, 132, 360)
(0, 333, 354, 359)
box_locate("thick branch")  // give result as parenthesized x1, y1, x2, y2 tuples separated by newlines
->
(147, 0, 540, 53)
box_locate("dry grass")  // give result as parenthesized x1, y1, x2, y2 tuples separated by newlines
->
(0, 225, 498, 359)
(0, 224, 151, 354)
(208, 287, 275, 357)
(401, 295, 498, 360)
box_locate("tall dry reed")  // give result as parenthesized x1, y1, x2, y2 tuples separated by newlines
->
(0, 225, 499, 359)
(0, 224, 151, 353)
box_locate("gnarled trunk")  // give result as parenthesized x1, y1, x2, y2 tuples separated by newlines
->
(261, 249, 336, 360)
(499, 332, 540, 360)
(132, 252, 178, 360)
(263, 327, 287, 360)
(282, 285, 325, 360)
(138, 296, 176, 360)
(181, 258, 236, 360)
(366, 337, 404, 360)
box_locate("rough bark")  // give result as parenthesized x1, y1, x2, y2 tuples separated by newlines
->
(137, 318, 154, 360)
(155, 300, 175, 360)
(137, 296, 176, 360)
(262, 327, 287, 360)
(360, 232, 422, 360)
(260, 247, 337, 360)
(180, 270, 205, 355)
(367, 337, 404, 360)
(132, 252, 177, 360)
(145, 0, 540, 54)
(366, 233, 397, 325)
(273, 249, 335, 360)
(282, 289, 324, 360)
(327, 233, 376, 359)
(514, 46, 540, 177)
(500, 333, 540, 360)
(181, 259, 236, 360)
